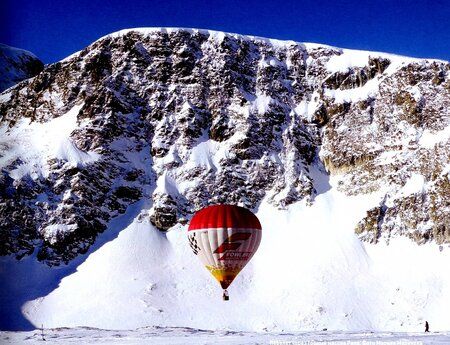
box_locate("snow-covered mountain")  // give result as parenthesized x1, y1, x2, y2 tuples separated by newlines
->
(0, 28, 449, 332)
(0, 43, 44, 92)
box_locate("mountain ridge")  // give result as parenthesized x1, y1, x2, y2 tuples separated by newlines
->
(0, 43, 44, 92)
(91, 27, 450, 63)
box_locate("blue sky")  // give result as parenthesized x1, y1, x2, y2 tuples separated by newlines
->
(1, 0, 449, 63)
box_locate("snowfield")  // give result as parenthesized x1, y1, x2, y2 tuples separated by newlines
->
(2, 327, 450, 345)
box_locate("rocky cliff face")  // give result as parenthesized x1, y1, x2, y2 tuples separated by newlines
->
(0, 28, 449, 265)
(0, 43, 44, 92)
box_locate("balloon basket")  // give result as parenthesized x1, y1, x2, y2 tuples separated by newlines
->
(223, 289, 229, 301)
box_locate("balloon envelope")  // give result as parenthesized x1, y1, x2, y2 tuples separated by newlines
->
(188, 204, 262, 289)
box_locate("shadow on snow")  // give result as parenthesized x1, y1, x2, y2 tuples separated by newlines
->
(0, 199, 148, 331)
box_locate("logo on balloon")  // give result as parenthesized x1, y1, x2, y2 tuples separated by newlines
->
(214, 232, 253, 261)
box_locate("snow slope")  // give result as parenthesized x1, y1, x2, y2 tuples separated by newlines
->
(2, 173, 448, 333)
(0, 103, 99, 181)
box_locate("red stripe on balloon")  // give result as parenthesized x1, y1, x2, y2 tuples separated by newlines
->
(188, 204, 262, 231)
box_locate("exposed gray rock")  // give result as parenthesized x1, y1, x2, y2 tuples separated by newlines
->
(0, 28, 448, 265)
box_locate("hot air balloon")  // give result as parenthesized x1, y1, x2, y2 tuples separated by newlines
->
(187, 204, 262, 300)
